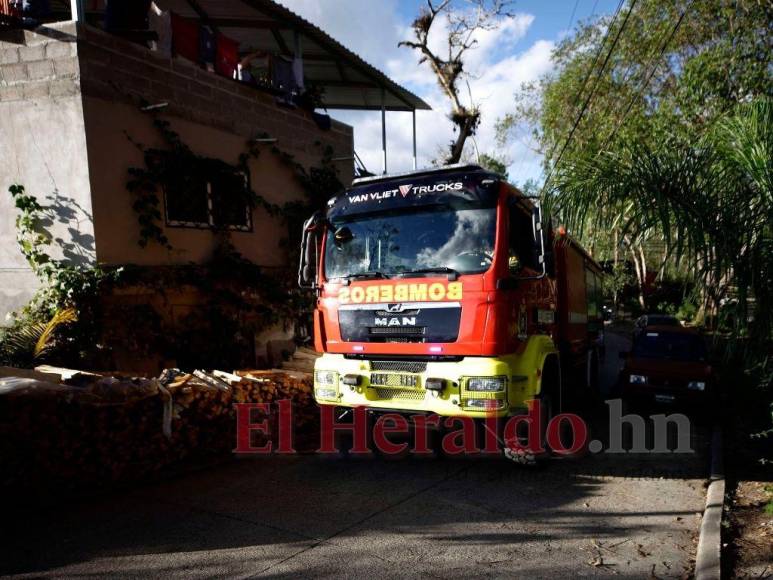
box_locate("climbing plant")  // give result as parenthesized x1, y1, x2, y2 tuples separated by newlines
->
(3, 114, 346, 370)
(126, 118, 280, 249)
(119, 117, 345, 367)
(2, 185, 119, 367)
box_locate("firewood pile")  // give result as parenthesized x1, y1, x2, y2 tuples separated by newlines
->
(0, 365, 317, 493)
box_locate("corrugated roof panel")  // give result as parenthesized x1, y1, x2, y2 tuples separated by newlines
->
(60, 0, 430, 111)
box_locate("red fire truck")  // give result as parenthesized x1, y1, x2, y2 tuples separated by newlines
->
(299, 165, 603, 456)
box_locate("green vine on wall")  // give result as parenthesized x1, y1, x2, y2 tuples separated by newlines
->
(3, 114, 345, 369)
(2, 185, 119, 367)
(125, 116, 344, 271)
(10, 184, 54, 278)
(126, 118, 281, 249)
(119, 115, 345, 363)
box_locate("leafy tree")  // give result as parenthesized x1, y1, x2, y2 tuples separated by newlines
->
(496, 0, 772, 326)
(477, 153, 509, 179)
(499, 0, 772, 168)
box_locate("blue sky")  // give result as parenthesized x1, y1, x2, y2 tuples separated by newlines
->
(277, 1, 620, 185)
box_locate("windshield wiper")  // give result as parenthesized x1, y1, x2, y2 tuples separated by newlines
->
(396, 267, 459, 280)
(346, 271, 387, 280)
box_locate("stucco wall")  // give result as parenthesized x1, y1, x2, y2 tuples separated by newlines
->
(0, 21, 354, 324)
(0, 22, 95, 320)
(76, 23, 354, 267)
(83, 97, 312, 266)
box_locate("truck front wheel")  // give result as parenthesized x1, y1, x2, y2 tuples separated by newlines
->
(504, 358, 561, 465)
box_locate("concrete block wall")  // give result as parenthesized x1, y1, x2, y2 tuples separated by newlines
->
(0, 22, 95, 320)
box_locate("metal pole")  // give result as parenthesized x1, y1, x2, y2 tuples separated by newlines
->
(381, 88, 387, 175)
(412, 109, 417, 170)
(70, 0, 83, 21)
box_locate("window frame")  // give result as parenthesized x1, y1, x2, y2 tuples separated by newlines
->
(507, 199, 539, 274)
(163, 170, 253, 232)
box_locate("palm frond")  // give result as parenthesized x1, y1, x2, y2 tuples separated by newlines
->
(0, 308, 77, 366)
(34, 308, 77, 359)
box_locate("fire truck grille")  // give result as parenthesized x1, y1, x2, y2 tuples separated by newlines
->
(368, 327, 426, 336)
(374, 388, 426, 401)
(370, 361, 428, 374)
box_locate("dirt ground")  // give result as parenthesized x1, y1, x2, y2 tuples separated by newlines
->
(726, 481, 773, 578)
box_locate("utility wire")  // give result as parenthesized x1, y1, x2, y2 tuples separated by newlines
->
(540, 0, 638, 198)
(508, 0, 611, 184)
(589, 0, 601, 20)
(566, 0, 581, 32)
(540, 0, 625, 175)
(602, 2, 690, 148)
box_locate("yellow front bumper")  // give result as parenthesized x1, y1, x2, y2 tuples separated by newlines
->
(312, 347, 551, 418)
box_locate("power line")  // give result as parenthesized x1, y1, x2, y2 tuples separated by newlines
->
(589, 0, 601, 20)
(540, 0, 625, 174)
(602, 2, 690, 148)
(510, 0, 615, 181)
(540, 0, 639, 197)
(566, 0, 581, 32)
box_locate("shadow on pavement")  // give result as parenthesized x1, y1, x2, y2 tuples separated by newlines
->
(0, 327, 709, 577)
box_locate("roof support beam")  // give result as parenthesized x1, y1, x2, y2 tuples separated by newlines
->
(270, 28, 291, 55)
(381, 87, 387, 175)
(293, 30, 304, 90)
(323, 104, 416, 112)
(412, 109, 417, 170)
(185, 0, 218, 32)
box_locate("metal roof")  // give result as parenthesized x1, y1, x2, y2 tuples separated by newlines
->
(97, 0, 431, 112)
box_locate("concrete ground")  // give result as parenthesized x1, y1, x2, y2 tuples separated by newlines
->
(0, 330, 710, 579)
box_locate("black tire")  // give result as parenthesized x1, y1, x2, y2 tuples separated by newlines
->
(504, 359, 561, 465)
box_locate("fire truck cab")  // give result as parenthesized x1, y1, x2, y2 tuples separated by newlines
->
(299, 165, 602, 426)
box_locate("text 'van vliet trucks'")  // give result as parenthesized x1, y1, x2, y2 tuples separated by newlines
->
(298, 164, 603, 460)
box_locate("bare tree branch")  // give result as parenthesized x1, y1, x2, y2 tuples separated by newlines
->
(399, 0, 514, 164)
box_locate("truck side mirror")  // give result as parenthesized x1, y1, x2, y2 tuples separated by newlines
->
(530, 204, 547, 278)
(298, 211, 326, 289)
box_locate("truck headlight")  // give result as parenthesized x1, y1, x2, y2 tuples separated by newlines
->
(629, 374, 648, 384)
(687, 381, 706, 391)
(315, 370, 338, 385)
(467, 377, 506, 392)
(315, 388, 338, 400)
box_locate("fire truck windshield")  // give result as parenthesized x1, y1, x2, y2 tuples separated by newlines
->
(324, 206, 496, 280)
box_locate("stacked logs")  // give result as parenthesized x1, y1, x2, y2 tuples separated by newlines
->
(0, 366, 317, 493)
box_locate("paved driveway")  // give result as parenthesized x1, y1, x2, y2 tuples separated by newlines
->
(1, 331, 709, 578)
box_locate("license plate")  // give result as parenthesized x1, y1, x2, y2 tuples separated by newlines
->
(370, 373, 419, 388)
(654, 394, 676, 404)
